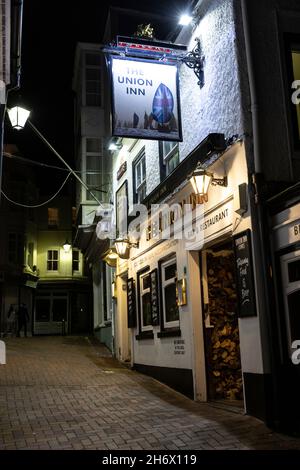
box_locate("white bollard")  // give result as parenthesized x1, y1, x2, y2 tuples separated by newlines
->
(0, 340, 6, 365)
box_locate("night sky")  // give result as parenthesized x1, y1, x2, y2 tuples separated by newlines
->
(4, 0, 192, 194)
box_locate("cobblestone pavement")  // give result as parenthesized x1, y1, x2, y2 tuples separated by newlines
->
(0, 336, 300, 450)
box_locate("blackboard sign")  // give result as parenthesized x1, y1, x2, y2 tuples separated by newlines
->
(233, 229, 257, 318)
(150, 269, 159, 325)
(127, 278, 137, 328)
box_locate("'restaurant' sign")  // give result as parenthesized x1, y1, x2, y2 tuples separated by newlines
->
(110, 56, 182, 142)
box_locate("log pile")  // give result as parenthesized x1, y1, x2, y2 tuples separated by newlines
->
(206, 250, 243, 401)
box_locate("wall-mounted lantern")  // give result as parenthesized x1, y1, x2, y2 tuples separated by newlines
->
(63, 239, 72, 253)
(103, 247, 118, 267)
(190, 162, 227, 201)
(114, 238, 139, 260)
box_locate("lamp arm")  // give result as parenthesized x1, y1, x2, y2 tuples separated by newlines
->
(27, 120, 102, 205)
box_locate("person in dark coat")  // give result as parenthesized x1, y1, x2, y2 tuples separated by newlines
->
(17, 303, 29, 337)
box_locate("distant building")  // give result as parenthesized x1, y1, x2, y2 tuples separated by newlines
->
(0, 145, 39, 335)
(34, 193, 91, 336)
(72, 42, 113, 351)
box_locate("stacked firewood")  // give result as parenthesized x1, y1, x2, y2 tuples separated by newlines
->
(207, 251, 243, 401)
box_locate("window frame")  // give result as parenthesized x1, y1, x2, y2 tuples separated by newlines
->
(136, 266, 154, 340)
(159, 141, 179, 179)
(160, 256, 179, 330)
(84, 137, 104, 202)
(48, 208, 59, 229)
(72, 249, 80, 272)
(47, 250, 59, 272)
(139, 271, 152, 332)
(283, 33, 300, 152)
(133, 149, 146, 204)
(84, 52, 102, 107)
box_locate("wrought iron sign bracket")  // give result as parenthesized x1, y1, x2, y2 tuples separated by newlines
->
(181, 38, 205, 88)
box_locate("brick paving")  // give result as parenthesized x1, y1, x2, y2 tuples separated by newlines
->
(0, 335, 300, 450)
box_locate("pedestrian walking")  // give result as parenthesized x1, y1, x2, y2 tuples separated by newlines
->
(17, 303, 29, 337)
(6, 304, 17, 336)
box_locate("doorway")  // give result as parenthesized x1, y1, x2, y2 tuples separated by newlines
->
(201, 242, 244, 406)
(34, 292, 68, 335)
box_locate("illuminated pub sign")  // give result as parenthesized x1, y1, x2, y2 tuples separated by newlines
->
(110, 56, 182, 142)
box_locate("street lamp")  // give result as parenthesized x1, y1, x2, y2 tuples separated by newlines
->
(190, 162, 227, 200)
(6, 105, 102, 205)
(7, 106, 30, 130)
(178, 14, 193, 26)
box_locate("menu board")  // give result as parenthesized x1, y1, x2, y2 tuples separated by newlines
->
(233, 230, 257, 318)
(150, 269, 159, 325)
(127, 278, 137, 328)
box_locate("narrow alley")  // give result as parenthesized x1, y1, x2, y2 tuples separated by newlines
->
(0, 336, 299, 451)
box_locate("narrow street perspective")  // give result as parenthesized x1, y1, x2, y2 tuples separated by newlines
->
(0, 336, 300, 451)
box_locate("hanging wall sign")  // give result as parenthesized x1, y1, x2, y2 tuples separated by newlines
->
(233, 229, 257, 318)
(127, 278, 137, 328)
(110, 56, 182, 142)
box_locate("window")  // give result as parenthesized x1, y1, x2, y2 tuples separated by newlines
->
(159, 141, 179, 178)
(85, 52, 102, 106)
(161, 258, 179, 328)
(133, 151, 146, 203)
(72, 250, 80, 272)
(47, 250, 59, 271)
(8, 233, 23, 265)
(285, 34, 300, 149)
(139, 272, 152, 331)
(48, 208, 59, 229)
(27, 242, 34, 269)
(85, 138, 103, 201)
(292, 46, 300, 142)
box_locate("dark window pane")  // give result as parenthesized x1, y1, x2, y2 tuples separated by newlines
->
(86, 53, 100, 66)
(164, 284, 179, 322)
(143, 274, 150, 290)
(86, 81, 99, 93)
(288, 260, 300, 283)
(167, 151, 179, 175)
(86, 138, 101, 153)
(53, 261, 58, 271)
(288, 290, 300, 343)
(165, 263, 176, 280)
(52, 299, 67, 322)
(35, 299, 50, 322)
(142, 292, 152, 326)
(86, 68, 101, 80)
(86, 94, 101, 106)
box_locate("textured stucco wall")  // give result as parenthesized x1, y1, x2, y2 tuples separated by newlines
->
(178, 0, 243, 163)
